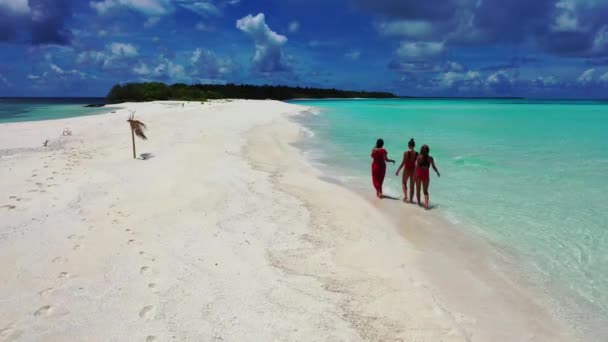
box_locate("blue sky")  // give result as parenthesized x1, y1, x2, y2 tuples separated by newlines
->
(1, 0, 608, 98)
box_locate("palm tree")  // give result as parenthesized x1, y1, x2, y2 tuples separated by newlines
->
(127, 112, 148, 159)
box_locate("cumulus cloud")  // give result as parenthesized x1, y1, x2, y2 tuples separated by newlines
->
(358, 0, 608, 59)
(577, 68, 595, 83)
(144, 16, 161, 28)
(0, 0, 72, 45)
(90, 0, 223, 17)
(437, 70, 482, 88)
(109, 42, 138, 57)
(190, 47, 238, 79)
(0, 0, 30, 14)
(236, 13, 290, 73)
(90, 0, 172, 16)
(396, 41, 444, 59)
(76, 42, 139, 70)
(175, 0, 220, 16)
(288, 21, 299, 33)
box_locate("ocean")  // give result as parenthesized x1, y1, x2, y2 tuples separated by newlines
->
(292, 98, 608, 337)
(0, 98, 109, 124)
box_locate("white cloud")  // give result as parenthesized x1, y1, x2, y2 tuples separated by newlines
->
(592, 25, 608, 55)
(77, 51, 107, 64)
(345, 50, 361, 60)
(236, 13, 290, 73)
(109, 42, 138, 57)
(438, 70, 481, 88)
(90, 0, 222, 17)
(50, 63, 65, 74)
(0, 0, 30, 14)
(600, 71, 608, 82)
(288, 21, 299, 33)
(90, 0, 173, 16)
(577, 68, 595, 83)
(190, 48, 237, 79)
(552, 0, 579, 31)
(133, 63, 151, 75)
(176, 0, 219, 16)
(27, 74, 40, 80)
(397, 41, 445, 59)
(447, 61, 464, 71)
(76, 43, 138, 71)
(144, 16, 161, 28)
(535, 76, 558, 86)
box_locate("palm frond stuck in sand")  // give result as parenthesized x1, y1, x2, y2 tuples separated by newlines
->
(127, 112, 148, 159)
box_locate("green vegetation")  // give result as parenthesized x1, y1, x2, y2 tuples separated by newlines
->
(106, 82, 396, 104)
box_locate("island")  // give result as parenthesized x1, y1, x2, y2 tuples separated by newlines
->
(105, 82, 397, 104)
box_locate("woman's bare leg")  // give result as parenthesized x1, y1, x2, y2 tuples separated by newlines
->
(415, 178, 422, 206)
(423, 180, 430, 210)
(408, 172, 415, 203)
(401, 174, 408, 201)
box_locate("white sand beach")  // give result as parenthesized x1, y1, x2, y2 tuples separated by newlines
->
(0, 100, 576, 341)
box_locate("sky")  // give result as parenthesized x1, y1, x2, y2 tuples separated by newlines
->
(1, 0, 608, 98)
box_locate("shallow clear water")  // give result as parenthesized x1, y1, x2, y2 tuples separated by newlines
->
(292, 98, 608, 330)
(0, 98, 109, 123)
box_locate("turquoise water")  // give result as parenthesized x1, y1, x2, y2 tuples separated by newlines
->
(0, 98, 109, 123)
(293, 98, 608, 334)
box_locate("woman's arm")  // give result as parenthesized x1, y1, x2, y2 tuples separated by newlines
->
(431, 157, 440, 177)
(384, 151, 395, 164)
(395, 152, 406, 175)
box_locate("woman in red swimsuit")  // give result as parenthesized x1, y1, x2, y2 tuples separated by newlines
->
(395, 138, 418, 203)
(371, 138, 395, 198)
(415, 144, 440, 209)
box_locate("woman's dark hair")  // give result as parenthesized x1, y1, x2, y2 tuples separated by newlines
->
(408, 138, 415, 148)
(420, 144, 430, 156)
(376, 138, 384, 148)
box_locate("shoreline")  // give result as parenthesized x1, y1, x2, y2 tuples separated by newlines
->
(256, 107, 580, 341)
(290, 102, 608, 341)
(0, 100, 582, 340)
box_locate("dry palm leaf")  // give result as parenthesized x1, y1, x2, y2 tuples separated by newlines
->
(127, 114, 148, 140)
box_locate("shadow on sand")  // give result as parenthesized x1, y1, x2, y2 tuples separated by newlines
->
(140, 153, 155, 160)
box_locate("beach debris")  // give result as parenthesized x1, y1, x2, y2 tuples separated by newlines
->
(62, 128, 72, 136)
(127, 111, 148, 159)
(43, 139, 49, 147)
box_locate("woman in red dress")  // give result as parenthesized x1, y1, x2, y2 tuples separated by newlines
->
(395, 138, 418, 203)
(415, 144, 440, 209)
(371, 138, 395, 198)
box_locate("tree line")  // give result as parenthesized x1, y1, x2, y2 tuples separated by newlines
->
(105, 82, 396, 104)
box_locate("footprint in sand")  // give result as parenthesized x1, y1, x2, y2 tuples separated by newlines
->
(33, 305, 54, 317)
(58, 272, 72, 279)
(38, 288, 55, 296)
(139, 251, 155, 261)
(1, 205, 17, 210)
(73, 244, 82, 250)
(52, 257, 68, 264)
(140, 266, 151, 275)
(146, 336, 158, 342)
(138, 306, 156, 320)
(0, 324, 22, 341)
